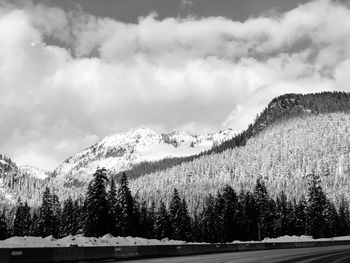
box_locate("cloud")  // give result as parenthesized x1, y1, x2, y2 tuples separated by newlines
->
(0, 0, 349, 169)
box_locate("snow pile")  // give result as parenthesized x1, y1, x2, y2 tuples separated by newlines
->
(262, 235, 314, 243)
(0, 234, 186, 248)
(0, 236, 59, 247)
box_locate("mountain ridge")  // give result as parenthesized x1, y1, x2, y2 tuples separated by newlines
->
(52, 127, 239, 187)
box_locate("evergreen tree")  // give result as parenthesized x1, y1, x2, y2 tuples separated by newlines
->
(31, 208, 40, 236)
(84, 168, 110, 237)
(180, 198, 191, 241)
(60, 197, 75, 237)
(169, 188, 187, 240)
(51, 194, 61, 238)
(0, 209, 8, 240)
(253, 178, 273, 239)
(148, 201, 156, 238)
(213, 192, 225, 242)
(338, 196, 350, 236)
(222, 185, 238, 242)
(294, 196, 307, 236)
(139, 201, 150, 238)
(276, 191, 288, 236)
(306, 173, 327, 238)
(285, 200, 296, 235)
(202, 194, 216, 243)
(191, 208, 203, 242)
(154, 201, 171, 239)
(138, 201, 156, 238)
(323, 200, 338, 238)
(107, 178, 118, 236)
(241, 191, 258, 241)
(38, 187, 55, 237)
(116, 172, 136, 236)
(73, 200, 83, 234)
(13, 200, 32, 237)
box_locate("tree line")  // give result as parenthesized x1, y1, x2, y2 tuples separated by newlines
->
(0, 168, 350, 242)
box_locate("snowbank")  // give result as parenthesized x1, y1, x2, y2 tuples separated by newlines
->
(1, 234, 350, 248)
(0, 234, 186, 248)
(230, 235, 350, 244)
(262, 235, 314, 243)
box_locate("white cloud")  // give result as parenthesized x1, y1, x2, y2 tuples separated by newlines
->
(0, 0, 349, 169)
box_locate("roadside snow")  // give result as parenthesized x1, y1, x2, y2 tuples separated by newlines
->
(0, 234, 186, 248)
(261, 235, 314, 243)
(1, 234, 350, 248)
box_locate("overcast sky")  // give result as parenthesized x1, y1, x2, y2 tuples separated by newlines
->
(1, 0, 350, 170)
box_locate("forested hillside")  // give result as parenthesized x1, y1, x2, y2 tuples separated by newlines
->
(131, 112, 350, 213)
(0, 155, 46, 206)
(2, 92, 350, 208)
(115, 92, 350, 178)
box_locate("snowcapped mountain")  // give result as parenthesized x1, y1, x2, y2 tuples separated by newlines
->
(19, 165, 49, 180)
(53, 128, 239, 185)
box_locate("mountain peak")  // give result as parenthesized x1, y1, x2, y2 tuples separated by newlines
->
(53, 127, 239, 186)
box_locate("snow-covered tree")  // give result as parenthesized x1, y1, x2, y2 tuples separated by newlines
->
(306, 173, 327, 238)
(84, 168, 110, 237)
(116, 172, 136, 236)
(154, 201, 171, 239)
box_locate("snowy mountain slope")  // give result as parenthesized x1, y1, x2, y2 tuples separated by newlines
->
(20, 165, 49, 180)
(130, 112, 350, 213)
(53, 128, 239, 186)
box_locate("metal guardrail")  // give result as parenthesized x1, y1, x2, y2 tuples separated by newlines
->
(1, 240, 350, 263)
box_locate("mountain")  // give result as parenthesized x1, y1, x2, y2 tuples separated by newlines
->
(131, 111, 350, 213)
(19, 165, 49, 180)
(210, 92, 350, 153)
(3, 91, 350, 209)
(52, 128, 239, 187)
(0, 156, 47, 206)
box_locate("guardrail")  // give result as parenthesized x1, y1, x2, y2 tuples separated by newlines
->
(1, 240, 350, 263)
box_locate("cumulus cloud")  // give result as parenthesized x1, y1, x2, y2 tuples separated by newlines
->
(0, 0, 349, 169)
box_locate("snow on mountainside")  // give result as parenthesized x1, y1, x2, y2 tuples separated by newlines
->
(53, 128, 239, 185)
(19, 165, 49, 180)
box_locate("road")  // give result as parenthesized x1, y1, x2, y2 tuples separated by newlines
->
(112, 245, 350, 263)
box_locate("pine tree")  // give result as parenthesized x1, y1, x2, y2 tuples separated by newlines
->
(0, 209, 8, 240)
(73, 200, 83, 234)
(253, 178, 273, 239)
(306, 173, 327, 238)
(180, 198, 191, 241)
(202, 194, 216, 243)
(240, 191, 258, 241)
(60, 197, 75, 237)
(148, 201, 156, 238)
(84, 168, 110, 237)
(13, 199, 24, 236)
(31, 208, 40, 236)
(222, 185, 238, 242)
(213, 191, 225, 242)
(139, 201, 149, 238)
(169, 188, 188, 240)
(138, 201, 155, 238)
(294, 196, 307, 236)
(116, 172, 136, 236)
(285, 200, 296, 235)
(338, 196, 350, 236)
(154, 201, 171, 239)
(51, 194, 61, 238)
(276, 191, 288, 236)
(324, 200, 338, 238)
(39, 187, 55, 237)
(107, 178, 118, 236)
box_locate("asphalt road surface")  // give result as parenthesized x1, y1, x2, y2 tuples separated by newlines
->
(113, 245, 350, 263)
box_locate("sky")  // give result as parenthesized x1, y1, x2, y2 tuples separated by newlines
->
(1, 0, 350, 170)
